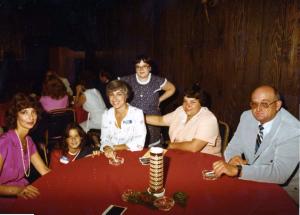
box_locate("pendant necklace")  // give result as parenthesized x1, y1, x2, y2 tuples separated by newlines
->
(68, 149, 81, 162)
(15, 130, 31, 177)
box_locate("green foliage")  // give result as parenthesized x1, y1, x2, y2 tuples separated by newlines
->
(123, 190, 188, 209)
(126, 191, 157, 209)
(173, 191, 188, 207)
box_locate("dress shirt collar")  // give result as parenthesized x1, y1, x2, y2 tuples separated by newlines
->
(182, 106, 207, 123)
(259, 118, 274, 137)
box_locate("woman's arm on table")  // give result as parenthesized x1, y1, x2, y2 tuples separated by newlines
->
(0, 155, 40, 199)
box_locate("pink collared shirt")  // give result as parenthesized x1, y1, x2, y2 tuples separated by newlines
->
(163, 106, 221, 156)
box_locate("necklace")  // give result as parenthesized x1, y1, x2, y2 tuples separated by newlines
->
(15, 130, 31, 177)
(68, 150, 81, 162)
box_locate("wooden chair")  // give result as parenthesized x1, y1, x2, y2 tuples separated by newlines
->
(218, 120, 230, 155)
(42, 108, 76, 165)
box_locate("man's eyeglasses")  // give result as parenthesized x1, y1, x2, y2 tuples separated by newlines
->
(135, 65, 149, 70)
(250, 100, 278, 109)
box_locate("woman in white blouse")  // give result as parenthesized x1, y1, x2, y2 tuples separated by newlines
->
(101, 80, 146, 159)
(74, 79, 107, 133)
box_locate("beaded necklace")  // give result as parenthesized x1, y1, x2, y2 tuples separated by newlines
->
(15, 130, 31, 177)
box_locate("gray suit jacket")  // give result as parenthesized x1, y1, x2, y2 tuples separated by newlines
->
(225, 108, 299, 202)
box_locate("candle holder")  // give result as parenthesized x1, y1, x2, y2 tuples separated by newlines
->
(147, 147, 165, 198)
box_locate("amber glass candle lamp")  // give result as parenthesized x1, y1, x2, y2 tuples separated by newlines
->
(148, 147, 165, 197)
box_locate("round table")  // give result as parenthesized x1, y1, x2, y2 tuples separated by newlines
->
(8, 150, 298, 215)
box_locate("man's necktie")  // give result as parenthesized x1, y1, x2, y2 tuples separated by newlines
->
(255, 124, 264, 154)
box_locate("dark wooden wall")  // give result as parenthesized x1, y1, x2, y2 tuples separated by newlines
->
(0, 0, 298, 132)
(96, 0, 300, 131)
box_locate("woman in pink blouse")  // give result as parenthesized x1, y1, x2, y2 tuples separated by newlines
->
(0, 93, 50, 211)
(39, 74, 69, 112)
(146, 84, 221, 156)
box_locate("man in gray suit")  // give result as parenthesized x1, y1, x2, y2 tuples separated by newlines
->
(213, 85, 299, 203)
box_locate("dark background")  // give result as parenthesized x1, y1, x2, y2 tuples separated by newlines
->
(0, 0, 299, 131)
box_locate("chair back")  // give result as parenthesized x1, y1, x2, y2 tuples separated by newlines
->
(218, 120, 230, 154)
(46, 108, 76, 140)
(43, 108, 76, 165)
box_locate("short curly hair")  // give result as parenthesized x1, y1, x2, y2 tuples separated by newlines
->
(5, 93, 42, 129)
(134, 54, 152, 66)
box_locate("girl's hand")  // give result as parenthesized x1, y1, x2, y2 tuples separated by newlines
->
(104, 147, 115, 159)
(92, 150, 101, 157)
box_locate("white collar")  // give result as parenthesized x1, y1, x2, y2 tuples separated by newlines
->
(181, 106, 206, 123)
(259, 118, 275, 137)
(136, 73, 151, 85)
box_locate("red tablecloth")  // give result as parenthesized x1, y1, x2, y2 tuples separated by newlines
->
(8, 150, 298, 215)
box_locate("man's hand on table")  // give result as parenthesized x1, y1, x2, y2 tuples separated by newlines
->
(228, 155, 247, 165)
(212, 160, 239, 178)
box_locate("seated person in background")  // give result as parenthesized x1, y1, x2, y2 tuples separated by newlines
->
(50, 123, 95, 170)
(74, 75, 107, 133)
(0, 93, 50, 200)
(95, 68, 112, 108)
(101, 80, 146, 159)
(39, 74, 69, 112)
(213, 85, 299, 203)
(146, 83, 221, 156)
(46, 70, 73, 96)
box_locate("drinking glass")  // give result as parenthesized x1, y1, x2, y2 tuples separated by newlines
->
(108, 152, 124, 166)
(202, 170, 217, 180)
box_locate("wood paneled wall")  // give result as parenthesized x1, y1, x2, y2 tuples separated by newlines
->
(96, 0, 299, 131)
(0, 0, 298, 132)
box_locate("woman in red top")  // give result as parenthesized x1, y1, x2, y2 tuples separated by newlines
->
(49, 123, 94, 170)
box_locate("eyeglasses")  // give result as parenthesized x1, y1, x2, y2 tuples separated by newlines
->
(250, 100, 278, 109)
(135, 65, 149, 70)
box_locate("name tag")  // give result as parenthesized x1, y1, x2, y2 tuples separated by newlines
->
(60, 156, 69, 164)
(123, 120, 132, 124)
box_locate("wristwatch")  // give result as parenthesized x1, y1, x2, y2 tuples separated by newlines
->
(236, 165, 242, 177)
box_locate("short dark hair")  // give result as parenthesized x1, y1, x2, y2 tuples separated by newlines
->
(184, 83, 211, 108)
(62, 122, 87, 155)
(106, 80, 131, 99)
(5, 93, 42, 129)
(134, 54, 152, 66)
